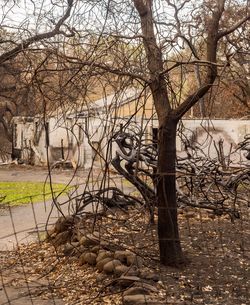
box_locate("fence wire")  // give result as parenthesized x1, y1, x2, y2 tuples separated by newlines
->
(0, 125, 249, 305)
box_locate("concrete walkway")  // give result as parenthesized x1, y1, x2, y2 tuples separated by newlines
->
(0, 166, 89, 250)
(0, 198, 74, 250)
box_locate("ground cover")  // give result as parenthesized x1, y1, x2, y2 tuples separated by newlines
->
(0, 181, 69, 206)
(1, 205, 249, 305)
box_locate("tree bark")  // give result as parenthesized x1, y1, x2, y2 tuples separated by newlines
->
(132, 0, 248, 266)
(157, 114, 184, 265)
(133, 0, 184, 265)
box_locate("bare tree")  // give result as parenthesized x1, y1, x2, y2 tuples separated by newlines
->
(132, 0, 248, 265)
(55, 0, 249, 266)
(0, 0, 75, 141)
(1, 0, 249, 266)
(81, 0, 248, 265)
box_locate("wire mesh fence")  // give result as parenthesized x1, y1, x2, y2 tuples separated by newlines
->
(0, 124, 249, 305)
(1, 0, 250, 304)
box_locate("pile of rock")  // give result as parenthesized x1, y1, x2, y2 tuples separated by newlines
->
(47, 216, 164, 305)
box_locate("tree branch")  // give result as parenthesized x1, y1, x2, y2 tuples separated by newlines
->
(0, 117, 12, 141)
(0, 0, 74, 65)
(174, 1, 226, 119)
(218, 14, 250, 39)
(133, 0, 170, 124)
(63, 55, 150, 82)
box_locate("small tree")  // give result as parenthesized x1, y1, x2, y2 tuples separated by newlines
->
(131, 0, 249, 265)
(67, 0, 249, 265)
(1, 0, 249, 266)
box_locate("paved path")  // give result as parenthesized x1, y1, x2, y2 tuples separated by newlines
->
(0, 166, 129, 250)
(0, 198, 73, 250)
(0, 166, 89, 250)
(0, 276, 64, 305)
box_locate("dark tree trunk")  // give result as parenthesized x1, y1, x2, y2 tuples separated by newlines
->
(157, 115, 184, 265)
(133, 0, 248, 266)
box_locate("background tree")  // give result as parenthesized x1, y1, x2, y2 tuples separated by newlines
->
(0, 0, 75, 146)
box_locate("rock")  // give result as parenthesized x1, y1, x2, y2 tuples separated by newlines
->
(67, 256, 79, 263)
(46, 228, 56, 240)
(123, 294, 160, 305)
(78, 245, 86, 253)
(79, 253, 87, 265)
(96, 257, 113, 272)
(127, 255, 143, 268)
(114, 264, 129, 276)
(80, 235, 99, 247)
(55, 216, 75, 233)
(83, 252, 97, 265)
(133, 282, 158, 293)
(89, 231, 100, 239)
(47, 231, 57, 240)
(114, 250, 132, 264)
(76, 228, 85, 241)
(140, 268, 160, 282)
(126, 267, 140, 277)
(71, 241, 80, 247)
(73, 245, 86, 257)
(126, 254, 135, 265)
(103, 259, 122, 274)
(52, 231, 71, 246)
(91, 245, 101, 253)
(101, 242, 123, 252)
(62, 243, 75, 256)
(185, 211, 195, 218)
(117, 276, 141, 288)
(79, 237, 90, 246)
(71, 234, 79, 242)
(143, 273, 159, 282)
(100, 240, 109, 248)
(79, 252, 97, 265)
(96, 251, 113, 263)
(96, 273, 108, 283)
(123, 287, 150, 296)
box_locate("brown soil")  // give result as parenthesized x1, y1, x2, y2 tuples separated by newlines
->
(1, 205, 249, 305)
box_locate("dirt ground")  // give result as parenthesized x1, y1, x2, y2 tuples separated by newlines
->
(0, 163, 87, 184)
(1, 206, 249, 305)
(0, 165, 249, 305)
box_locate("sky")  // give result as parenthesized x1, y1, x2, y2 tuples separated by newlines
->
(0, 0, 69, 34)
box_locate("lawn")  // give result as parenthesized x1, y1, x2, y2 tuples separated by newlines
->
(0, 181, 68, 206)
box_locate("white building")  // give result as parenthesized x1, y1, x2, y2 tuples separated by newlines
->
(12, 88, 142, 168)
(12, 87, 250, 168)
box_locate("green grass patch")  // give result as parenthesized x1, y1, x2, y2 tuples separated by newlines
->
(0, 181, 69, 206)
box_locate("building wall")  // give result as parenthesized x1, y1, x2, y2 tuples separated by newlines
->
(12, 115, 249, 167)
(177, 119, 250, 164)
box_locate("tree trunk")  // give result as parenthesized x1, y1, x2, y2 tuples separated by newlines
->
(157, 115, 184, 266)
